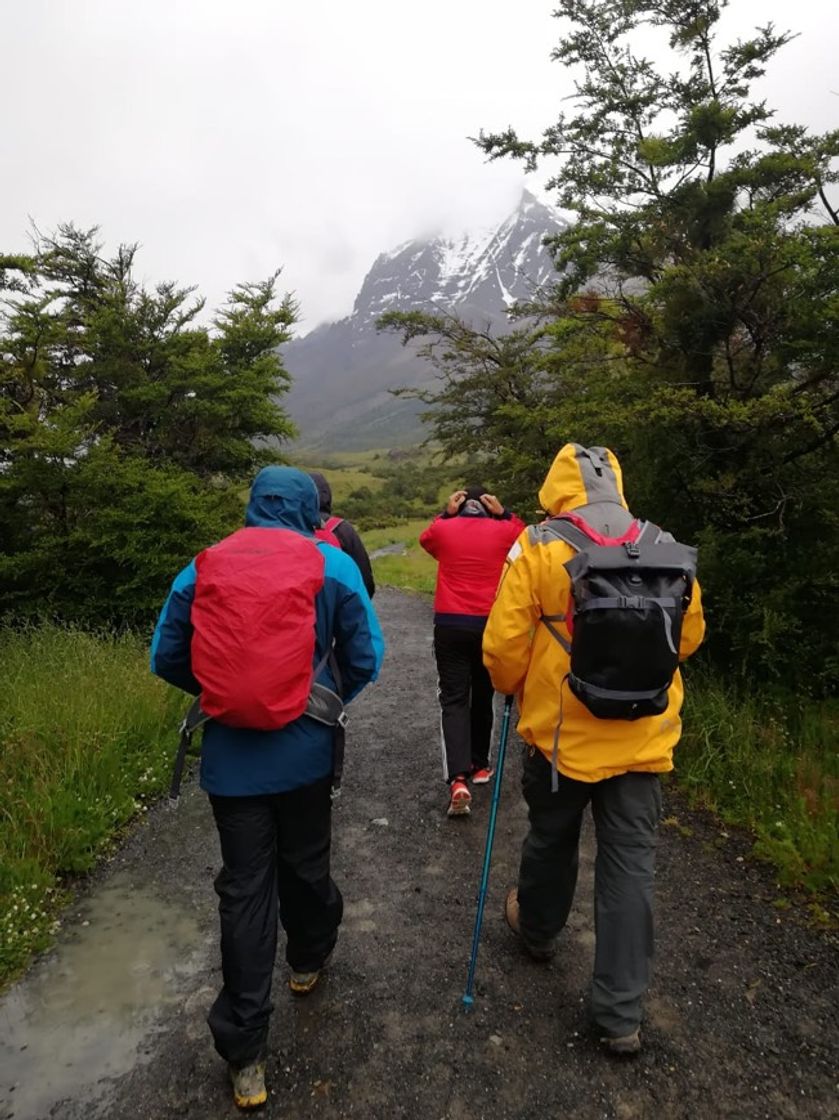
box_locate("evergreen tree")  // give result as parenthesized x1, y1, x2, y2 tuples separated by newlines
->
(0, 224, 297, 623)
(383, 1, 839, 689)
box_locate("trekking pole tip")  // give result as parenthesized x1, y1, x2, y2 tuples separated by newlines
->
(462, 993, 474, 1009)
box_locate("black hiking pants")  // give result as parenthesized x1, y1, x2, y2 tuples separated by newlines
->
(433, 623, 495, 781)
(207, 777, 342, 1067)
(517, 749, 661, 1038)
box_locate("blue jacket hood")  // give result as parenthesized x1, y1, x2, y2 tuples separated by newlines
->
(245, 467, 319, 534)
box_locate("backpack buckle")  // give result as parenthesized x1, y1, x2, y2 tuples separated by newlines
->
(624, 541, 640, 559)
(619, 595, 644, 609)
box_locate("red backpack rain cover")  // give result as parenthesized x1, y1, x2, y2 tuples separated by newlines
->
(191, 527, 325, 730)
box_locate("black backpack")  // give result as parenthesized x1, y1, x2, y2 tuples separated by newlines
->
(536, 516, 697, 720)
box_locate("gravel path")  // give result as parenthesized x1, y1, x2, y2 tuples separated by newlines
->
(1, 588, 836, 1120)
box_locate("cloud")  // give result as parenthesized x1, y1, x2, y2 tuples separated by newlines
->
(1, 0, 836, 331)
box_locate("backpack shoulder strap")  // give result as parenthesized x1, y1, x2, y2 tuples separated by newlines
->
(540, 615, 571, 653)
(637, 521, 675, 545)
(530, 518, 587, 654)
(324, 516, 343, 533)
(528, 517, 590, 553)
(636, 519, 657, 543)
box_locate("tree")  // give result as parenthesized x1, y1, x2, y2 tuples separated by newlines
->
(383, 1, 839, 690)
(379, 312, 545, 485)
(0, 224, 298, 623)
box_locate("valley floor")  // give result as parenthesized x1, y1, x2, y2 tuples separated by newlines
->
(0, 589, 835, 1120)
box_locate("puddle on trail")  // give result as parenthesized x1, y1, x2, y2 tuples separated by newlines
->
(369, 542, 408, 560)
(0, 874, 205, 1120)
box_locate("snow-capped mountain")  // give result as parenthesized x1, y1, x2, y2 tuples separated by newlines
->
(355, 191, 562, 328)
(284, 191, 565, 449)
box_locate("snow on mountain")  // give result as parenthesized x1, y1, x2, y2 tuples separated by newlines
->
(283, 191, 565, 449)
(353, 190, 563, 329)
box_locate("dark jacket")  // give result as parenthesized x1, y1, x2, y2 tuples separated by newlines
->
(151, 467, 384, 796)
(308, 471, 376, 598)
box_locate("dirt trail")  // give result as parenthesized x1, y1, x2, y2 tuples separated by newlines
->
(1, 588, 836, 1120)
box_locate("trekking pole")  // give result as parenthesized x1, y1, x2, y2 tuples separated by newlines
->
(462, 694, 514, 1009)
(168, 697, 207, 807)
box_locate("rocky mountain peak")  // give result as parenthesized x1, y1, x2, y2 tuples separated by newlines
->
(283, 192, 565, 448)
(351, 190, 564, 330)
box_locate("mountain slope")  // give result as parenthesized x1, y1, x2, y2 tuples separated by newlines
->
(283, 191, 565, 449)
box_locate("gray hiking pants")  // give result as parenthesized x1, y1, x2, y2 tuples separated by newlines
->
(517, 748, 662, 1038)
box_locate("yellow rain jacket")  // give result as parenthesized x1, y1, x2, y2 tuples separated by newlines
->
(483, 444, 705, 783)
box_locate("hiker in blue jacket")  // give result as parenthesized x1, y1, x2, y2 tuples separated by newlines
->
(151, 466, 384, 1111)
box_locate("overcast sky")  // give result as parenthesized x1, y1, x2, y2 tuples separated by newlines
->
(2, 1, 836, 332)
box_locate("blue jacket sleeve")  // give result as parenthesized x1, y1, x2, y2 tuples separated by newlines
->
(321, 547, 384, 702)
(150, 561, 201, 695)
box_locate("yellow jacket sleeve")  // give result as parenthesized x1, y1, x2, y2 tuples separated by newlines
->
(679, 578, 706, 661)
(482, 533, 541, 695)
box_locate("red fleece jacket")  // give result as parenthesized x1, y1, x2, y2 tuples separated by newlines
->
(420, 512, 525, 625)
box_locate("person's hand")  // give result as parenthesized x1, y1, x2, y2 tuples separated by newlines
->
(446, 490, 467, 516)
(480, 493, 504, 516)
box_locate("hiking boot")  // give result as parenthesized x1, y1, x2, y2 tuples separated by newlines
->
(289, 950, 333, 996)
(229, 1062, 267, 1110)
(447, 778, 472, 817)
(504, 888, 557, 961)
(471, 766, 494, 785)
(600, 1028, 642, 1056)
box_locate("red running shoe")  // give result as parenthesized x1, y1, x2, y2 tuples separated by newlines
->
(471, 766, 494, 785)
(447, 778, 472, 817)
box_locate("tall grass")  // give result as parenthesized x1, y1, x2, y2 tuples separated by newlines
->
(0, 624, 183, 984)
(678, 667, 838, 895)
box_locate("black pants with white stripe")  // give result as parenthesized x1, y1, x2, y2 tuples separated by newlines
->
(433, 623, 495, 781)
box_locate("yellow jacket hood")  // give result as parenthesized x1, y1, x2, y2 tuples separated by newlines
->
(537, 444, 627, 516)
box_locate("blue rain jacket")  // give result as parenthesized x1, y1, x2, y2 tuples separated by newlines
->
(151, 467, 385, 795)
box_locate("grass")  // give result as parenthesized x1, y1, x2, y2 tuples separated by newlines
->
(294, 465, 387, 504)
(0, 624, 183, 986)
(294, 448, 460, 528)
(294, 447, 446, 470)
(362, 519, 431, 551)
(676, 667, 838, 896)
(292, 448, 411, 503)
(295, 448, 390, 469)
(363, 520, 438, 595)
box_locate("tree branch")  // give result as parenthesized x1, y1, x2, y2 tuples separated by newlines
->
(817, 181, 839, 225)
(782, 420, 839, 464)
